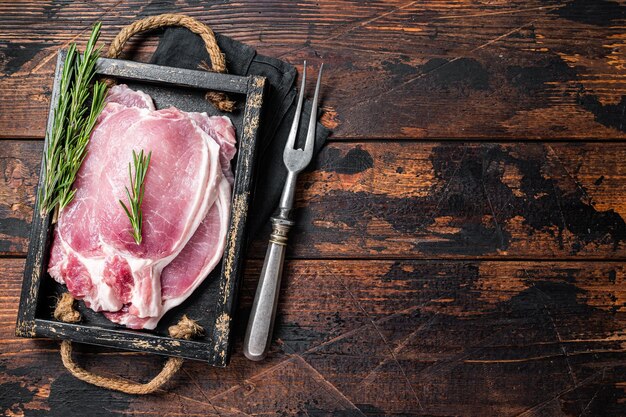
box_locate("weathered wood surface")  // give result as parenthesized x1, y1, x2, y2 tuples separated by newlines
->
(2, 0, 626, 139)
(2, 140, 625, 259)
(1, 258, 625, 416)
(2, 0, 626, 416)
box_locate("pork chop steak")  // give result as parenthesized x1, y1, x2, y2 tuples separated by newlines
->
(49, 85, 236, 328)
(188, 113, 237, 184)
(105, 177, 231, 329)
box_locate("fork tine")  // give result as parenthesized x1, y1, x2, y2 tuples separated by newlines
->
(284, 61, 307, 153)
(304, 63, 323, 157)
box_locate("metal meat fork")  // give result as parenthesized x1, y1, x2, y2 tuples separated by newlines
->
(243, 61, 323, 361)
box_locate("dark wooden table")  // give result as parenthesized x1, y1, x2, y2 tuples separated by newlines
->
(1, 1, 626, 416)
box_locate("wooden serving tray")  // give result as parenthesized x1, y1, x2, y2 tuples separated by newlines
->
(15, 50, 266, 366)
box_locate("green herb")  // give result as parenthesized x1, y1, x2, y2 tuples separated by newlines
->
(119, 150, 152, 245)
(39, 22, 108, 215)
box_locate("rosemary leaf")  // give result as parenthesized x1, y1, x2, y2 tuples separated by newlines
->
(39, 22, 107, 215)
(119, 150, 152, 245)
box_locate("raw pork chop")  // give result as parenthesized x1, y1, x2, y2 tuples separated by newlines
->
(49, 84, 236, 328)
(105, 177, 231, 329)
(188, 113, 237, 184)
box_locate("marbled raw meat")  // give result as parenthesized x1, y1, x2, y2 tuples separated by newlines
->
(49, 85, 236, 328)
(105, 177, 231, 329)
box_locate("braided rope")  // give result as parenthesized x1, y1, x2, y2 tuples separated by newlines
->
(55, 294, 203, 394)
(107, 13, 235, 112)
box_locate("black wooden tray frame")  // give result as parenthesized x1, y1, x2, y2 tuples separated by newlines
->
(15, 51, 266, 366)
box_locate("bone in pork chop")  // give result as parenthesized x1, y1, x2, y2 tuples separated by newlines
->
(49, 85, 236, 329)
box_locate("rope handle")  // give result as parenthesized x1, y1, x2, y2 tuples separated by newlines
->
(55, 293, 203, 394)
(107, 13, 235, 112)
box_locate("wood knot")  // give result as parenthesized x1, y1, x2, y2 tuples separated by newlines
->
(54, 293, 81, 323)
(168, 315, 204, 340)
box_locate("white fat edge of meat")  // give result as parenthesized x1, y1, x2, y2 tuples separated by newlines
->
(172, 112, 225, 252)
(105, 248, 162, 319)
(55, 232, 123, 312)
(134, 176, 233, 330)
(139, 320, 158, 330)
(107, 84, 156, 111)
(163, 177, 231, 309)
(219, 114, 235, 128)
(130, 267, 161, 319)
(157, 109, 218, 261)
(132, 88, 156, 111)
(48, 244, 66, 285)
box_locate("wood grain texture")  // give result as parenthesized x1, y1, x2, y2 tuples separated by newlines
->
(0, 141, 40, 256)
(2, 0, 626, 138)
(3, 140, 625, 259)
(2, 0, 626, 415)
(1, 258, 625, 416)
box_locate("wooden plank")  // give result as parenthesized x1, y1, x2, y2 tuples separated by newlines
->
(2, 0, 626, 139)
(0, 141, 41, 255)
(1, 258, 625, 416)
(288, 141, 626, 260)
(209, 75, 266, 364)
(15, 51, 64, 339)
(96, 57, 250, 94)
(3, 140, 625, 259)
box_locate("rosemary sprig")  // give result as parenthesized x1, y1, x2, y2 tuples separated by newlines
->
(39, 22, 108, 215)
(119, 150, 152, 245)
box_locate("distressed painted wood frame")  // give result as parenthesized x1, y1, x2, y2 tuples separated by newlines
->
(15, 50, 266, 366)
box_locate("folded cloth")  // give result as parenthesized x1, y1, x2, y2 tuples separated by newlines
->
(150, 28, 329, 240)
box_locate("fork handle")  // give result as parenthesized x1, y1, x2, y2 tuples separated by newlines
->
(243, 217, 293, 361)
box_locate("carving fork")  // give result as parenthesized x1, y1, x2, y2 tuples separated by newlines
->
(243, 61, 323, 361)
